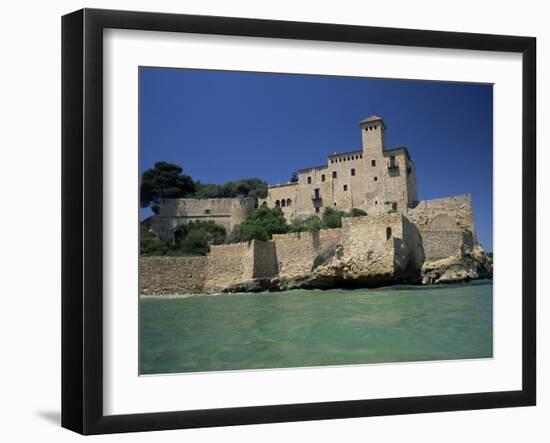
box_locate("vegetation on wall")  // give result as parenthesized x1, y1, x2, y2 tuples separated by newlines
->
(225, 205, 368, 243)
(140, 161, 268, 213)
(140, 224, 171, 256)
(174, 221, 227, 255)
(141, 220, 227, 256)
(226, 206, 289, 243)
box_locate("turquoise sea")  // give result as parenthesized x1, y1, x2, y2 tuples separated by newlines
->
(139, 281, 493, 374)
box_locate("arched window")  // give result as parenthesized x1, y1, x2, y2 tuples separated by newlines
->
(286, 198, 292, 207)
(386, 227, 392, 241)
(275, 200, 280, 207)
(281, 199, 286, 207)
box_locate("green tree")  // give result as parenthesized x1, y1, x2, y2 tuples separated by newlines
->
(175, 221, 227, 255)
(227, 206, 289, 243)
(140, 224, 170, 255)
(194, 177, 268, 199)
(140, 162, 196, 211)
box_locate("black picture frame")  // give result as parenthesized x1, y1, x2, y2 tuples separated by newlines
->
(62, 8, 536, 435)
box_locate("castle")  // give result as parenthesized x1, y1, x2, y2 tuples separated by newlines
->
(142, 116, 489, 295)
(260, 115, 418, 220)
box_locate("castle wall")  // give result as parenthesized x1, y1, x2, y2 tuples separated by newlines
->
(324, 153, 366, 213)
(259, 183, 297, 221)
(340, 214, 401, 275)
(420, 230, 462, 261)
(203, 241, 255, 292)
(272, 228, 344, 277)
(139, 256, 208, 296)
(289, 153, 367, 218)
(150, 197, 256, 240)
(272, 232, 318, 277)
(408, 194, 476, 241)
(402, 215, 425, 270)
(406, 160, 419, 205)
(139, 213, 477, 295)
(252, 240, 279, 278)
(378, 152, 409, 214)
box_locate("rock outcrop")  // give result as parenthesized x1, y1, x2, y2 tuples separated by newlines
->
(421, 245, 493, 284)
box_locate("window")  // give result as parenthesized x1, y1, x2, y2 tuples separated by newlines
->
(334, 202, 337, 206)
(343, 184, 348, 191)
(204, 209, 211, 214)
(392, 202, 397, 210)
(374, 176, 378, 182)
(321, 174, 325, 182)
(351, 168, 356, 176)
(386, 227, 392, 240)
(315, 207, 320, 213)
(307, 176, 312, 184)
(275, 200, 280, 207)
(332, 171, 337, 179)
(371, 160, 376, 167)
(281, 199, 286, 207)
(287, 198, 292, 207)
(375, 200, 378, 205)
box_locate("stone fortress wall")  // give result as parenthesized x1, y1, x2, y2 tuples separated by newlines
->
(408, 194, 477, 261)
(420, 230, 474, 261)
(149, 197, 256, 241)
(272, 228, 343, 277)
(140, 256, 208, 296)
(140, 206, 475, 295)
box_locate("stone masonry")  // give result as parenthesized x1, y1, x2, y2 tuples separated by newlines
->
(141, 115, 489, 295)
(149, 197, 256, 242)
(259, 116, 418, 218)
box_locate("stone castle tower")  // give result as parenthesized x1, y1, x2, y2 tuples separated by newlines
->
(261, 115, 418, 219)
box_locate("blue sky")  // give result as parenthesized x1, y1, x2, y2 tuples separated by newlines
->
(140, 67, 493, 251)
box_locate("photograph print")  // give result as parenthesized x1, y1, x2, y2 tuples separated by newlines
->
(138, 67, 493, 375)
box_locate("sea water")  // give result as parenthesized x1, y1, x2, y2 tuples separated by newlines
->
(139, 280, 493, 374)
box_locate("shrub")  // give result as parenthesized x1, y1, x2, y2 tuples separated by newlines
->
(322, 207, 346, 229)
(226, 206, 289, 243)
(141, 220, 227, 256)
(290, 215, 323, 233)
(346, 208, 368, 217)
(175, 220, 227, 255)
(140, 224, 170, 256)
